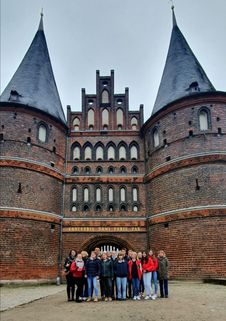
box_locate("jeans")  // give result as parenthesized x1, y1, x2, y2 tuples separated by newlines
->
(152, 271, 158, 295)
(132, 278, 140, 297)
(143, 271, 152, 296)
(159, 279, 168, 297)
(87, 276, 98, 298)
(116, 277, 127, 299)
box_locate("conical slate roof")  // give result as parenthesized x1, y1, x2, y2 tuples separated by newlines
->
(152, 8, 215, 115)
(0, 15, 66, 124)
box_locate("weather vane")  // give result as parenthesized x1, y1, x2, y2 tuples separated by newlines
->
(41, 8, 44, 17)
(169, 0, 174, 10)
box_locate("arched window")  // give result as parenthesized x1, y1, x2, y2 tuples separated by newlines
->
(88, 109, 94, 128)
(84, 187, 89, 202)
(132, 166, 138, 174)
(132, 187, 138, 202)
(84, 146, 92, 160)
(120, 166, 126, 174)
(84, 166, 91, 175)
(102, 109, 109, 127)
(83, 205, 89, 211)
(73, 145, 80, 160)
(72, 187, 77, 202)
(107, 146, 115, 160)
(108, 205, 114, 212)
(120, 187, 126, 202)
(102, 90, 109, 103)
(131, 117, 138, 130)
(120, 204, 127, 211)
(72, 166, 78, 175)
(96, 146, 104, 160)
(130, 145, 138, 160)
(133, 205, 138, 212)
(153, 128, 160, 147)
(96, 187, 101, 202)
(119, 145, 126, 160)
(108, 187, 114, 202)
(108, 166, 114, 174)
(73, 117, 80, 131)
(199, 109, 209, 131)
(117, 109, 123, 127)
(96, 205, 102, 212)
(72, 205, 77, 212)
(38, 124, 47, 143)
(96, 166, 103, 175)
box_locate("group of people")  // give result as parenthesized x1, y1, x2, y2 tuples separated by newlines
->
(64, 248, 169, 303)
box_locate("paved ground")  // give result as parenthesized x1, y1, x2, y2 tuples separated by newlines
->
(1, 282, 226, 321)
(0, 285, 64, 311)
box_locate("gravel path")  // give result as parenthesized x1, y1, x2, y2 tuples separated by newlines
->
(1, 282, 226, 321)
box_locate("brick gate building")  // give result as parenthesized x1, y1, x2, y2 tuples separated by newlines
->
(1, 9, 226, 282)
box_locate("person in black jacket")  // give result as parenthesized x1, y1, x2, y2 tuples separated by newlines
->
(100, 252, 114, 301)
(85, 251, 101, 302)
(64, 249, 77, 301)
(114, 252, 128, 300)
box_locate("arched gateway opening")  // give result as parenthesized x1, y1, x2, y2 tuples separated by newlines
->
(81, 235, 134, 254)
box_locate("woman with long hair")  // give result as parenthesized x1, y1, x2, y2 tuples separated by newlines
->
(64, 249, 77, 301)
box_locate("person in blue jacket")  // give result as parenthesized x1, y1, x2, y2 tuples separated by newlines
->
(114, 252, 128, 300)
(85, 251, 101, 302)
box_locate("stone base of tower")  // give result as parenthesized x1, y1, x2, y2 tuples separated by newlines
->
(0, 209, 62, 283)
(148, 209, 226, 279)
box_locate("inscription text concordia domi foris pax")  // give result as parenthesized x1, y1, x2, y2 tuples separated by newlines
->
(63, 227, 142, 233)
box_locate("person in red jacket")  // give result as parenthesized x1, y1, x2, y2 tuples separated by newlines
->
(128, 252, 142, 300)
(149, 249, 159, 300)
(70, 253, 85, 303)
(141, 251, 154, 299)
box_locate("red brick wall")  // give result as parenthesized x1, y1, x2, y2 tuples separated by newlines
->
(149, 215, 226, 279)
(0, 218, 61, 280)
(0, 167, 63, 214)
(143, 98, 226, 172)
(146, 163, 226, 215)
(0, 107, 66, 172)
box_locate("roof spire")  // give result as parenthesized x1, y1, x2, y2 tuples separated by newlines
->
(38, 8, 44, 31)
(171, 1, 177, 27)
(152, 5, 215, 115)
(0, 14, 66, 125)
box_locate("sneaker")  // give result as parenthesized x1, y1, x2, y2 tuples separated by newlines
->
(144, 295, 150, 300)
(82, 297, 87, 301)
(94, 297, 98, 302)
(133, 296, 137, 300)
(86, 297, 92, 302)
(108, 297, 112, 302)
(151, 295, 156, 300)
(104, 298, 108, 302)
(136, 296, 141, 300)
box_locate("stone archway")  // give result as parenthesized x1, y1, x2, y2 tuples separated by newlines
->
(81, 234, 135, 253)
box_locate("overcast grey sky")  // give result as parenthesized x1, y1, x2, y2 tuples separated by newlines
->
(1, 0, 226, 121)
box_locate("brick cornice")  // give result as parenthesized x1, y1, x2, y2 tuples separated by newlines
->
(148, 206, 226, 225)
(0, 157, 64, 181)
(0, 208, 62, 224)
(145, 153, 226, 182)
(66, 175, 144, 183)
